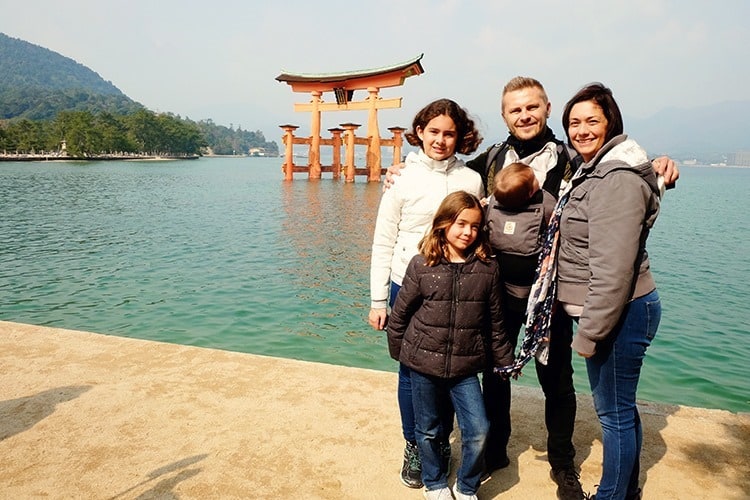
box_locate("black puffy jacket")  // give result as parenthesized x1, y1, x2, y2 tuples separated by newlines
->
(387, 253, 513, 378)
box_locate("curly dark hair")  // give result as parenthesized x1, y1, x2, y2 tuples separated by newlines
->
(404, 98, 483, 155)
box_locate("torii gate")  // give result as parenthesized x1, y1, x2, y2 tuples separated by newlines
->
(275, 54, 424, 181)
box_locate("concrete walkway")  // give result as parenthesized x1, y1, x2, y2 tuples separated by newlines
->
(0, 321, 747, 499)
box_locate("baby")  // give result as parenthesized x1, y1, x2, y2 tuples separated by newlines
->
(492, 162, 540, 209)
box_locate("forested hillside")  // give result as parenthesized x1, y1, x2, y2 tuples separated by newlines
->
(0, 32, 142, 120)
(0, 33, 278, 157)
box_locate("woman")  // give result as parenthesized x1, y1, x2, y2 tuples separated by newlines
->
(558, 83, 662, 500)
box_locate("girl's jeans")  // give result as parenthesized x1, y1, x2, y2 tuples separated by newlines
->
(411, 370, 488, 494)
(391, 281, 453, 443)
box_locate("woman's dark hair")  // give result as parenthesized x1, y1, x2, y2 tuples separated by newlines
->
(561, 83, 624, 147)
(404, 98, 483, 155)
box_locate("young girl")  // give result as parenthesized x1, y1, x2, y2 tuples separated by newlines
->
(387, 191, 513, 500)
(368, 98, 484, 489)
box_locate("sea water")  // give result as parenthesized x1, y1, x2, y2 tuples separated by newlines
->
(0, 158, 747, 413)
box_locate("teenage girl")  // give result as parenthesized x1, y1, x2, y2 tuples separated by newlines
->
(368, 98, 484, 489)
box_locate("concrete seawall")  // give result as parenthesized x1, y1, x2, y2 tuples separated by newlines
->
(1, 321, 747, 499)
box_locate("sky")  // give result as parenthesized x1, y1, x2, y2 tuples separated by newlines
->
(1, 0, 749, 146)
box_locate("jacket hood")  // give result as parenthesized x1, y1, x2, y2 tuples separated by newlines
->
(583, 135, 660, 195)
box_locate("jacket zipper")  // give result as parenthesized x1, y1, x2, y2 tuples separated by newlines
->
(447, 264, 459, 376)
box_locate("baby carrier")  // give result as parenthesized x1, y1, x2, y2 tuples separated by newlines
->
(482, 142, 560, 298)
(485, 189, 556, 258)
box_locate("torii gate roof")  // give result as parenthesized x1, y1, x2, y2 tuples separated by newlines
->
(275, 54, 424, 93)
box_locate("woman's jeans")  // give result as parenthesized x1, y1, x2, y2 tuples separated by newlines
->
(391, 281, 453, 443)
(585, 290, 661, 500)
(411, 370, 488, 494)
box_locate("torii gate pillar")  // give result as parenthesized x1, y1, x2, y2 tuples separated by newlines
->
(366, 87, 382, 181)
(309, 90, 322, 179)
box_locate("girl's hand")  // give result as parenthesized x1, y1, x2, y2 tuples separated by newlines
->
(368, 308, 388, 330)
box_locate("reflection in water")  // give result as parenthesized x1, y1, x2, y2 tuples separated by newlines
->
(279, 179, 384, 355)
(280, 179, 382, 272)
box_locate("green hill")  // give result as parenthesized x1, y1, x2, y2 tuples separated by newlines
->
(0, 32, 278, 157)
(0, 32, 144, 119)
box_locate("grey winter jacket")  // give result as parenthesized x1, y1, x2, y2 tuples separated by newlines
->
(387, 253, 513, 378)
(557, 135, 661, 356)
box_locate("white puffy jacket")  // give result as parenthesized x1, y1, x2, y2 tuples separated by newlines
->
(369, 150, 483, 309)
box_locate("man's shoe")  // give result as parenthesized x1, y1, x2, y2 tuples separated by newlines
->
(439, 440, 452, 475)
(480, 470, 491, 484)
(626, 488, 643, 500)
(452, 484, 478, 500)
(401, 441, 423, 488)
(550, 467, 585, 500)
(486, 454, 510, 472)
(480, 453, 510, 484)
(424, 486, 454, 500)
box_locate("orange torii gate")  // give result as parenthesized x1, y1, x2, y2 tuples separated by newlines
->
(275, 54, 424, 182)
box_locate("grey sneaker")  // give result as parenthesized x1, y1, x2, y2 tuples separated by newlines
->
(424, 486, 454, 500)
(551, 467, 585, 500)
(401, 441, 423, 488)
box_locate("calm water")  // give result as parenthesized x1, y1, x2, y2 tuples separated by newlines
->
(0, 159, 747, 413)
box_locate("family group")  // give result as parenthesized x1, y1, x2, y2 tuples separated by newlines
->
(368, 77, 677, 500)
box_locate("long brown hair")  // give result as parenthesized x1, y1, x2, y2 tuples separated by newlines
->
(418, 191, 492, 266)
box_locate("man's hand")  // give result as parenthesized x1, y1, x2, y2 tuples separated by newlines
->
(652, 156, 679, 187)
(368, 308, 388, 330)
(383, 163, 405, 192)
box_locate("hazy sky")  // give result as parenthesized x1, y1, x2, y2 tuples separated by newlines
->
(2, 0, 748, 145)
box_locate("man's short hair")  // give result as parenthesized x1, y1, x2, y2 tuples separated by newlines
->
(502, 76, 549, 104)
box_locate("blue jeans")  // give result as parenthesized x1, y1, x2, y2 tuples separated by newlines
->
(391, 281, 453, 443)
(411, 370, 488, 494)
(585, 290, 660, 500)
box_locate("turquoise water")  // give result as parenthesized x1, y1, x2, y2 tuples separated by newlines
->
(0, 159, 747, 413)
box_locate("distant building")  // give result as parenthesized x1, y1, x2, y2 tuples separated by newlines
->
(727, 151, 750, 167)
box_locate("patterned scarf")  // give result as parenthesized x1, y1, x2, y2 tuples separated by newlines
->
(495, 170, 580, 377)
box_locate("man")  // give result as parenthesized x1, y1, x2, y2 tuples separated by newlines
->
(387, 76, 678, 500)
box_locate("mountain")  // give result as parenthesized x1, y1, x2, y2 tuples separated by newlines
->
(627, 100, 750, 162)
(0, 32, 143, 120)
(0, 33, 278, 156)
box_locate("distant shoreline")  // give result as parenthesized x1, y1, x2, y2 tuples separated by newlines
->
(692, 165, 749, 169)
(0, 153, 200, 162)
